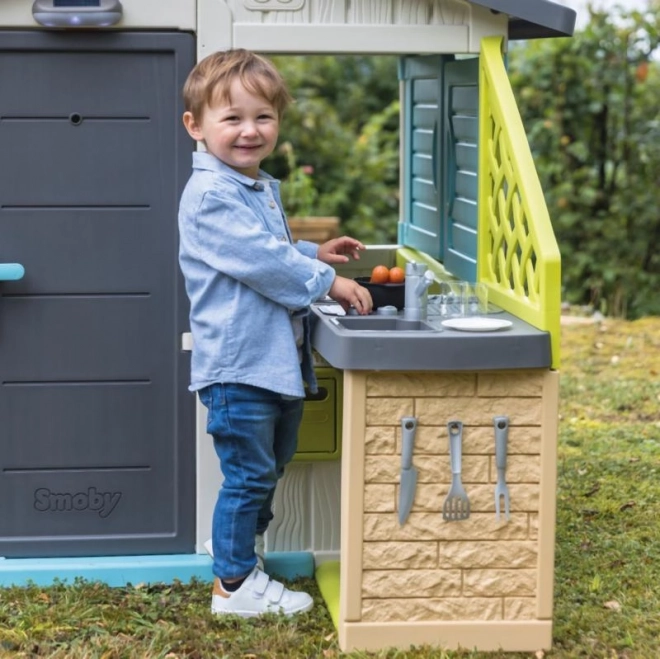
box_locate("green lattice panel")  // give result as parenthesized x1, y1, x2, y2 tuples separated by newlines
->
(485, 113, 542, 310)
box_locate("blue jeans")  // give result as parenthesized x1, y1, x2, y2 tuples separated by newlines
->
(198, 382, 304, 581)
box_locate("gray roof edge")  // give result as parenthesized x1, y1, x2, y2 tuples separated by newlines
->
(469, 0, 577, 39)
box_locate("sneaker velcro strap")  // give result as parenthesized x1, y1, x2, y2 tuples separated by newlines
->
(252, 570, 271, 596)
(265, 579, 285, 603)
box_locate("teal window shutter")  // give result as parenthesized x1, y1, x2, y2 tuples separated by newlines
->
(399, 56, 479, 279)
(442, 57, 479, 281)
(398, 55, 444, 259)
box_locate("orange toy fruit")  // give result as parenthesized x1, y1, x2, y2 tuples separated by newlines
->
(370, 265, 390, 284)
(388, 266, 405, 283)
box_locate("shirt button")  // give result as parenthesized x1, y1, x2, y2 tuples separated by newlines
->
(254, 183, 263, 191)
(269, 201, 276, 209)
(280, 236, 287, 241)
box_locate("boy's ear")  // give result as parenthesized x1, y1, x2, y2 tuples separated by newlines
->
(183, 112, 203, 141)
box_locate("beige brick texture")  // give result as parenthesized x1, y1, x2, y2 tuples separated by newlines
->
(438, 541, 537, 569)
(362, 569, 462, 598)
(366, 398, 413, 425)
(361, 597, 503, 622)
(364, 426, 396, 455)
(460, 483, 539, 513)
(416, 396, 543, 426)
(365, 454, 489, 484)
(504, 597, 537, 620)
(477, 371, 545, 397)
(362, 542, 438, 570)
(354, 369, 551, 624)
(466, 425, 542, 455)
(397, 423, 446, 454)
(367, 372, 477, 397)
(364, 484, 396, 512)
(364, 513, 530, 541)
(463, 569, 536, 597)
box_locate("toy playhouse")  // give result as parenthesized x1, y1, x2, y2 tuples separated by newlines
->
(0, 0, 575, 653)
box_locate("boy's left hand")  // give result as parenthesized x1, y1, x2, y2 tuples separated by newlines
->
(317, 237, 365, 265)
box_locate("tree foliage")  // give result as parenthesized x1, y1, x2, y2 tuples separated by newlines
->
(509, 2, 660, 318)
(266, 56, 400, 244)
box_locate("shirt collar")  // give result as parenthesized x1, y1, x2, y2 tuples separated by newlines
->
(192, 151, 278, 190)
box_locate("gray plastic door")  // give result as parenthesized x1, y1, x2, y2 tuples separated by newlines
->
(0, 31, 196, 557)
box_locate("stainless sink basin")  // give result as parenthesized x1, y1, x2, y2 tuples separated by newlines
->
(332, 316, 437, 332)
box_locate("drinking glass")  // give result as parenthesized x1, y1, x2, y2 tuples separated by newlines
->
(462, 282, 488, 316)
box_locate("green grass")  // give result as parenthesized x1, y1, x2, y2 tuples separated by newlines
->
(1, 317, 660, 658)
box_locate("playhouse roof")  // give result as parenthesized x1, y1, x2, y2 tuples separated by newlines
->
(471, 0, 576, 40)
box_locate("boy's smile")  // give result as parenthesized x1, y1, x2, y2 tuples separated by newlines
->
(183, 78, 280, 179)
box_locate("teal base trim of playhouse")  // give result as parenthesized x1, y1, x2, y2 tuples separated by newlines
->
(0, 554, 214, 587)
(0, 551, 316, 587)
(265, 551, 315, 580)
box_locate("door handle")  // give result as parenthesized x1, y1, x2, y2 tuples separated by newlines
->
(181, 332, 193, 351)
(0, 263, 25, 281)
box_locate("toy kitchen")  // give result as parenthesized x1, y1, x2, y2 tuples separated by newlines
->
(0, 0, 575, 653)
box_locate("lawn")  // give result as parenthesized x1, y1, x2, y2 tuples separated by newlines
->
(1, 315, 659, 658)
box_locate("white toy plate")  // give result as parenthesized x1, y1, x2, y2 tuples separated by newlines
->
(441, 317, 513, 332)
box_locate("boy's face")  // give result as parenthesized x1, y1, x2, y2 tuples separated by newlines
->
(183, 78, 279, 179)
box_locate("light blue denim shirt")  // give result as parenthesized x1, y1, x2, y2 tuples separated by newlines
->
(178, 152, 336, 397)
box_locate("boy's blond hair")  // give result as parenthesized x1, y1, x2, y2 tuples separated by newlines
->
(183, 49, 292, 120)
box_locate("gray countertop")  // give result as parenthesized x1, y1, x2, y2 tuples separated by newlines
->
(310, 300, 552, 371)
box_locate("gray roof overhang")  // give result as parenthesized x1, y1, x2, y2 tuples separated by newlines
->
(469, 0, 576, 39)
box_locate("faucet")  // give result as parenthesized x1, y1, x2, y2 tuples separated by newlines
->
(403, 262, 435, 321)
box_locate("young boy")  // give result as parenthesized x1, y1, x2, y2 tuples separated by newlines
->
(178, 49, 373, 618)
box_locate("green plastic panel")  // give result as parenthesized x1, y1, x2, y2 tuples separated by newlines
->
(294, 367, 343, 461)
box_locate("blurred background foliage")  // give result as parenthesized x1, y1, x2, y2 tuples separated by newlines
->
(267, 55, 400, 245)
(509, 3, 660, 319)
(267, 2, 660, 319)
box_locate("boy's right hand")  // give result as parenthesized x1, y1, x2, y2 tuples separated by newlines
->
(328, 276, 373, 315)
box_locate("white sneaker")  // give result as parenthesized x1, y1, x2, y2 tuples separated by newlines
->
(211, 567, 313, 618)
(203, 535, 265, 571)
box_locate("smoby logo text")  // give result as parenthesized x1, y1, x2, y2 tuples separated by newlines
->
(33, 487, 122, 518)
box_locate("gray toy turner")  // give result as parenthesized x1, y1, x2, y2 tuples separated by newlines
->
(443, 420, 470, 521)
